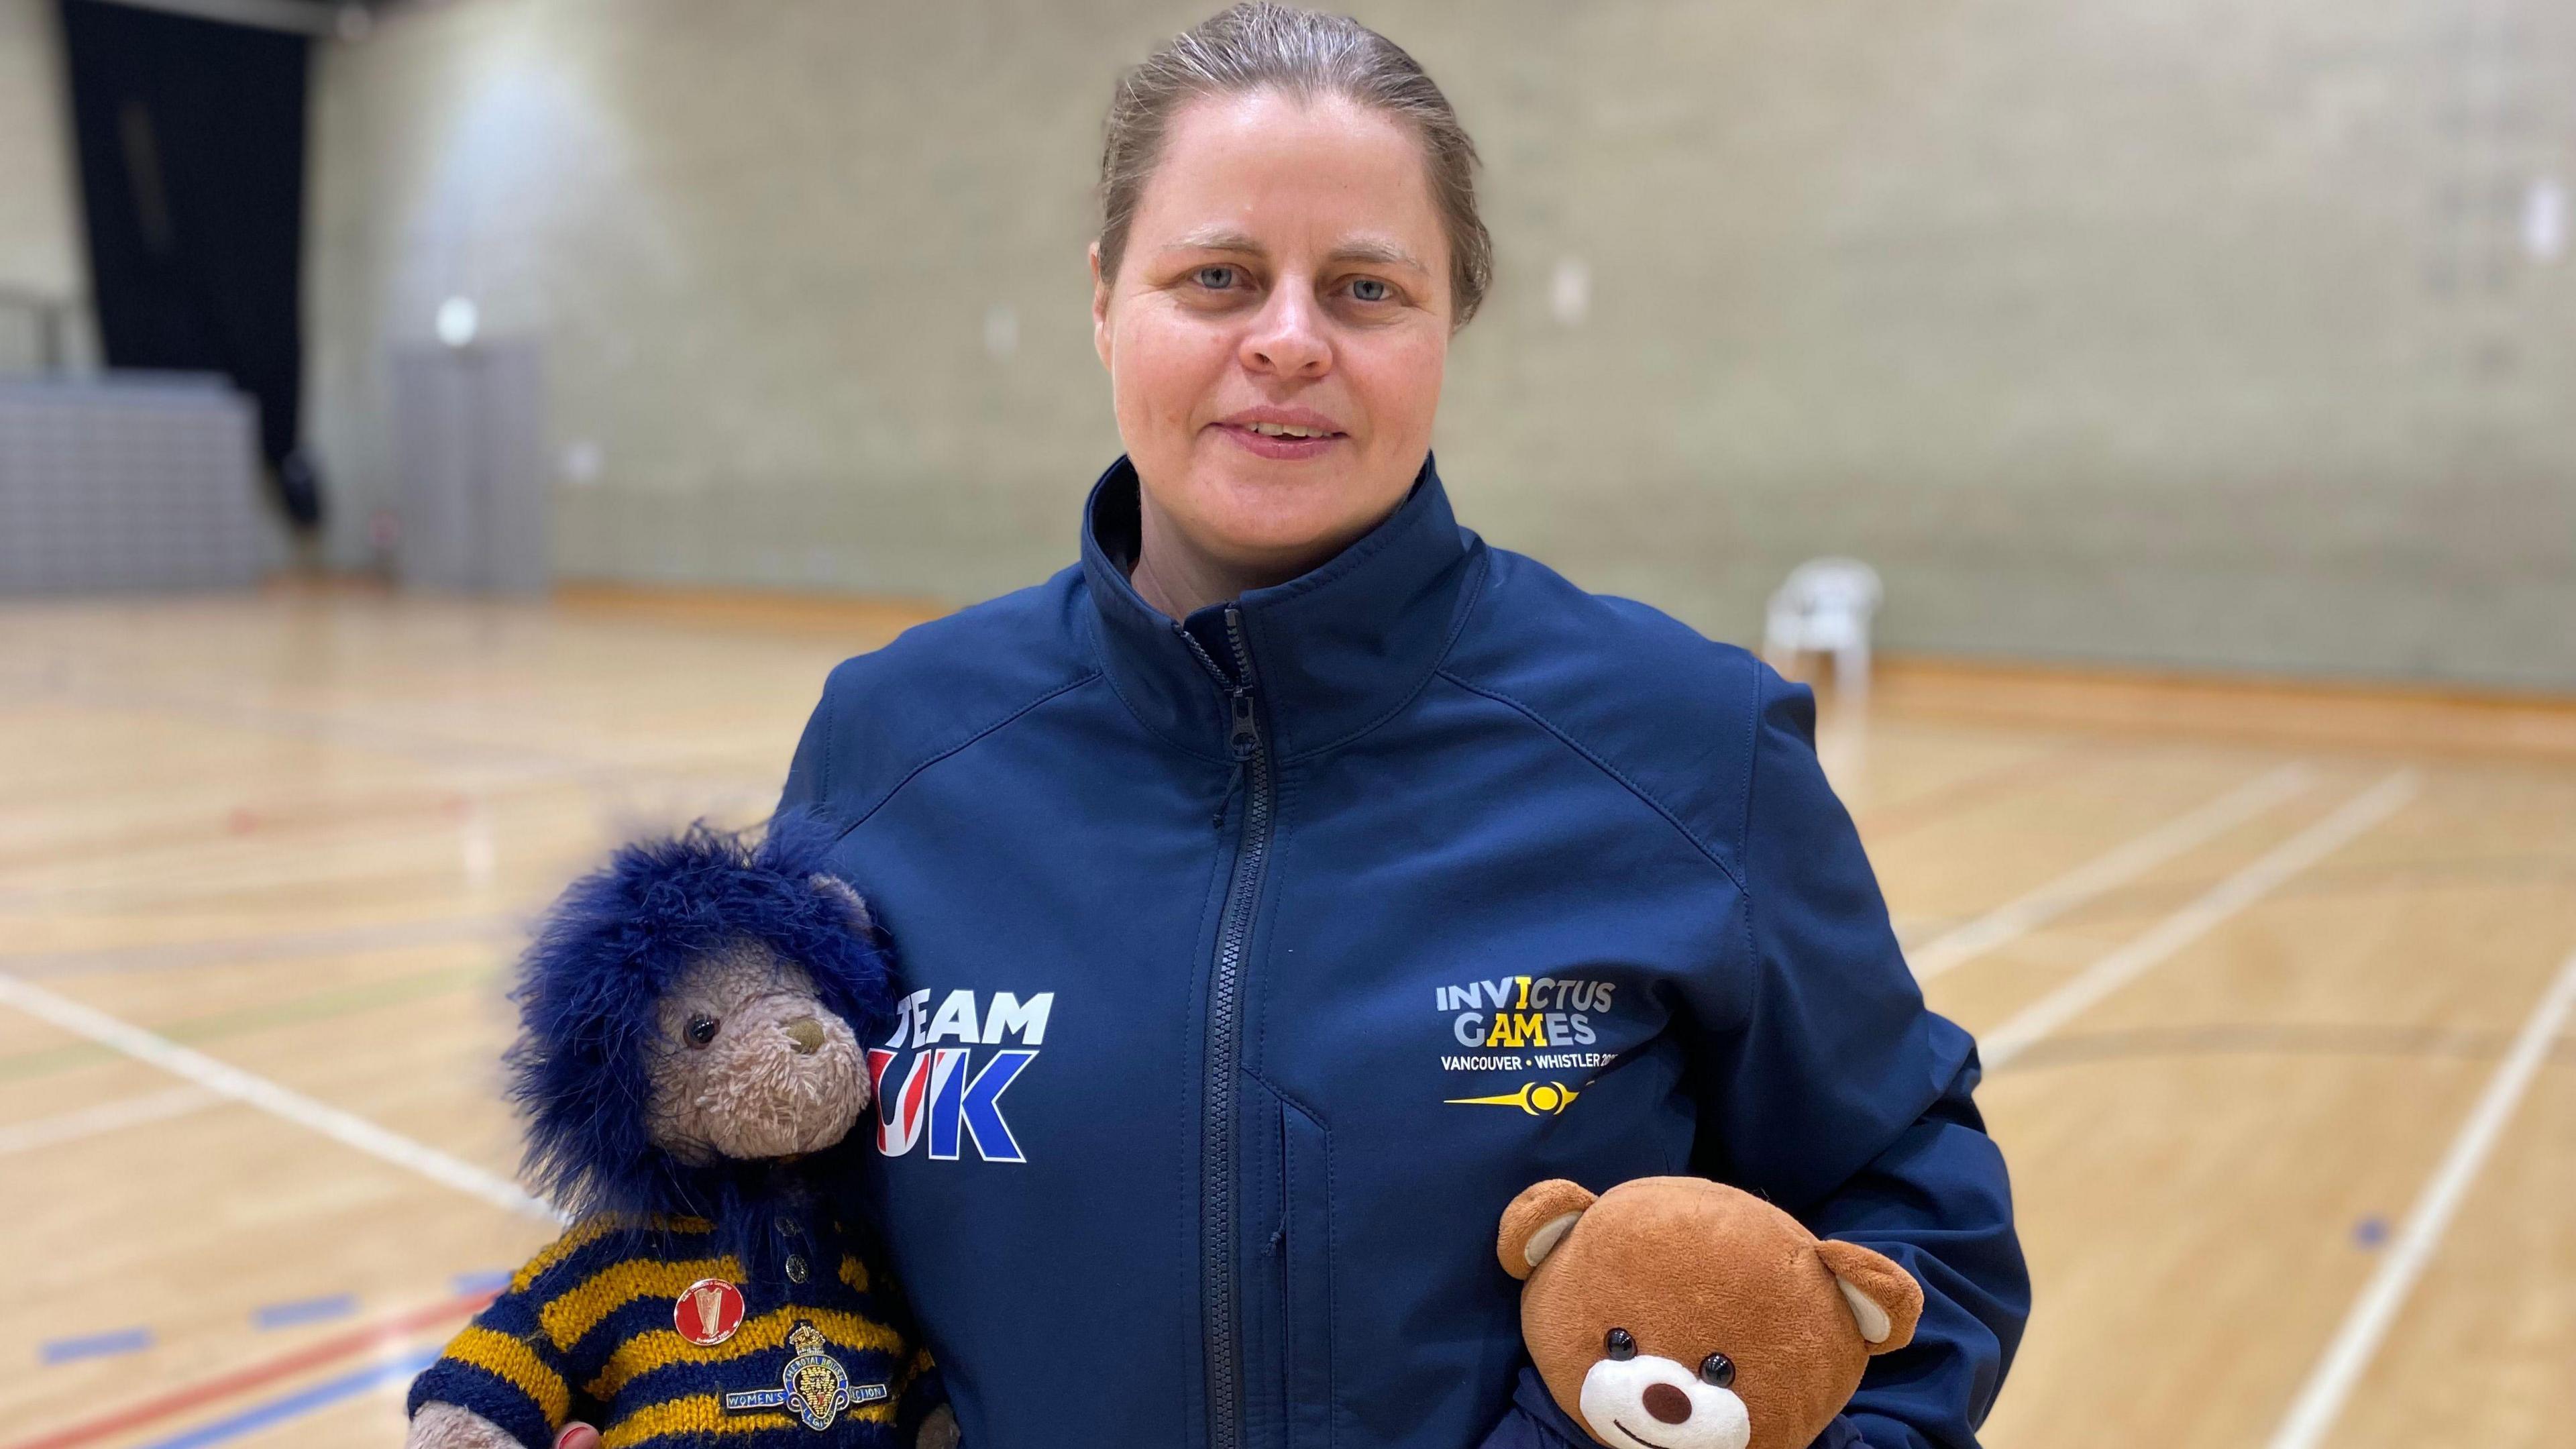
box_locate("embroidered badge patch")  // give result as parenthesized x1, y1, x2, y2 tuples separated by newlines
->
(722, 1321, 889, 1431)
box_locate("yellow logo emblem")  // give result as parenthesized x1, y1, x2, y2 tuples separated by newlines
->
(1445, 1081, 1580, 1116)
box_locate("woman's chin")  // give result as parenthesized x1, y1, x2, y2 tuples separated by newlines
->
(1181, 470, 1380, 557)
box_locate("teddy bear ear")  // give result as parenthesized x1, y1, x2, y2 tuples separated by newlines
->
(1497, 1179, 1597, 1281)
(1813, 1238, 1925, 1354)
(808, 873, 874, 935)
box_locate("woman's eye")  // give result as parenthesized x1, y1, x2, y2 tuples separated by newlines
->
(1699, 1352, 1735, 1388)
(685, 1014, 720, 1048)
(1193, 265, 1239, 290)
(1604, 1328, 1636, 1362)
(1348, 276, 1391, 303)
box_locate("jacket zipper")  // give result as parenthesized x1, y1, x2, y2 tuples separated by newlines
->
(1181, 604, 1271, 1449)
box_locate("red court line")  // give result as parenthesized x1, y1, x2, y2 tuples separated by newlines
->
(6, 1291, 496, 1449)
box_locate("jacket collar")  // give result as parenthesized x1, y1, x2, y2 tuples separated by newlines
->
(1077, 452, 1481, 761)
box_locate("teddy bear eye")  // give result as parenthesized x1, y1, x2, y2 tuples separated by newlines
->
(1604, 1328, 1636, 1362)
(684, 1014, 720, 1048)
(1699, 1352, 1735, 1388)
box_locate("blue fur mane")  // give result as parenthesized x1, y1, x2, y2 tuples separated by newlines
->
(506, 812, 895, 1229)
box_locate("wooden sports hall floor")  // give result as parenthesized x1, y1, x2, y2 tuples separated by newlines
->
(3, 584, 2571, 1449)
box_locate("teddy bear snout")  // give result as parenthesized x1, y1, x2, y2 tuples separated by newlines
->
(783, 1017, 825, 1055)
(1579, 1355, 1752, 1449)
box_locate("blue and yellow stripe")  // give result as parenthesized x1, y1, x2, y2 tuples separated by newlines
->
(406, 1215, 914, 1449)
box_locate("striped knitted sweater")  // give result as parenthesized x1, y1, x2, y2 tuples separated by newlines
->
(408, 1212, 930, 1449)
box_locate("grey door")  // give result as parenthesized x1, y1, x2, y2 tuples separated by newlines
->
(390, 341, 547, 594)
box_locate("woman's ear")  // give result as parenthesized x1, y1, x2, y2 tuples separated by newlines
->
(1813, 1238, 1924, 1354)
(808, 874, 873, 936)
(1089, 240, 1114, 368)
(1497, 1179, 1597, 1281)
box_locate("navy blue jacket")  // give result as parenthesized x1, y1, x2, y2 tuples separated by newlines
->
(779, 455, 2028, 1449)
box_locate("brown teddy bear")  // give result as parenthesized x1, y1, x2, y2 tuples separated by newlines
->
(1496, 1177, 1924, 1449)
(402, 823, 957, 1449)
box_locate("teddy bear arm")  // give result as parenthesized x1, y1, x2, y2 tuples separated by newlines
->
(407, 1402, 533, 1449)
(405, 1246, 606, 1449)
(913, 1403, 959, 1449)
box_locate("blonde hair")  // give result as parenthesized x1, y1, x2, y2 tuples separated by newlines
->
(1097, 2, 1495, 327)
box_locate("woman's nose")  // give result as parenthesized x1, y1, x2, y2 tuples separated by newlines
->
(1240, 288, 1330, 377)
(783, 1018, 825, 1055)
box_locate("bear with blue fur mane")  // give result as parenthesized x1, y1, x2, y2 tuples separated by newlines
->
(405, 816, 957, 1449)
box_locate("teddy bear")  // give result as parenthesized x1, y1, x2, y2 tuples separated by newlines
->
(1494, 1177, 1923, 1449)
(404, 818, 959, 1449)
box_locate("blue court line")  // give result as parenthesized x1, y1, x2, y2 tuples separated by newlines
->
(253, 1294, 359, 1330)
(41, 1327, 153, 1364)
(136, 1347, 438, 1449)
(450, 1269, 513, 1295)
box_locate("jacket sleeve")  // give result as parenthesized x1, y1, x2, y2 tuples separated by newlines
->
(1682, 664, 2029, 1449)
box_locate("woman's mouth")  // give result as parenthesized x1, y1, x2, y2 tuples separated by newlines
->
(1216, 421, 1344, 460)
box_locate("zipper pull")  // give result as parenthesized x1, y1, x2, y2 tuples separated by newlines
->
(1220, 604, 1263, 761)
(1227, 687, 1259, 760)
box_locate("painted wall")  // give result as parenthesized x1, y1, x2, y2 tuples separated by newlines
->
(303, 0, 2576, 687)
(0, 0, 89, 370)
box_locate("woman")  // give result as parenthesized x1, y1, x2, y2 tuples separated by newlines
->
(771, 6, 2023, 1446)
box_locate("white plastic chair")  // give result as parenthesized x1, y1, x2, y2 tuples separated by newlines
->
(1762, 557, 1882, 699)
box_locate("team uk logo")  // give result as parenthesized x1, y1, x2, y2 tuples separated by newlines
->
(867, 988, 1051, 1164)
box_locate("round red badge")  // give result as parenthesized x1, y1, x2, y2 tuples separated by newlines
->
(674, 1277, 745, 1346)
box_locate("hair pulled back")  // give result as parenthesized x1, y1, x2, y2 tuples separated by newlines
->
(1097, 1, 1495, 327)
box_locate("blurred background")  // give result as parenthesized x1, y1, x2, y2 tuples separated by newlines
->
(2, 2, 2571, 1448)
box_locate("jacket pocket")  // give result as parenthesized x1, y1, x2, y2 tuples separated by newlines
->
(1279, 1098, 1334, 1449)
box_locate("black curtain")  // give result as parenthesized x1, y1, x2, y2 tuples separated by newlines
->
(57, 0, 323, 530)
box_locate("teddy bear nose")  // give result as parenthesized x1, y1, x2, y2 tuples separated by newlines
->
(783, 1018, 825, 1055)
(1642, 1383, 1693, 1425)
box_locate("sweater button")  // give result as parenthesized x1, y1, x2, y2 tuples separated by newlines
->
(784, 1254, 809, 1284)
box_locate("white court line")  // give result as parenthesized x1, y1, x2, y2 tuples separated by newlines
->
(1909, 763, 2316, 983)
(2265, 942, 2576, 1449)
(0, 969, 563, 1222)
(1983, 770, 2419, 1070)
(0, 1084, 217, 1157)
(6, 914, 522, 979)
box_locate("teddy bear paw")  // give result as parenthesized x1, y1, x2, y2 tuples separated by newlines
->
(406, 1403, 522, 1449)
(914, 1404, 961, 1449)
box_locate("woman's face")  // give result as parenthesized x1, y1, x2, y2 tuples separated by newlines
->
(1092, 89, 1453, 578)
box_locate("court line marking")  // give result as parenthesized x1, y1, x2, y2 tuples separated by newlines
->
(40, 1328, 154, 1364)
(1982, 770, 2418, 1069)
(1994, 1020, 2563, 1070)
(130, 1350, 439, 1449)
(5, 914, 520, 980)
(19, 673, 788, 796)
(1, 1291, 492, 1449)
(2264, 941, 2576, 1449)
(0, 961, 503, 1084)
(1909, 762, 2315, 983)
(0, 969, 561, 1222)
(1854, 740, 2089, 840)
(253, 1294, 360, 1331)
(0, 1085, 218, 1157)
